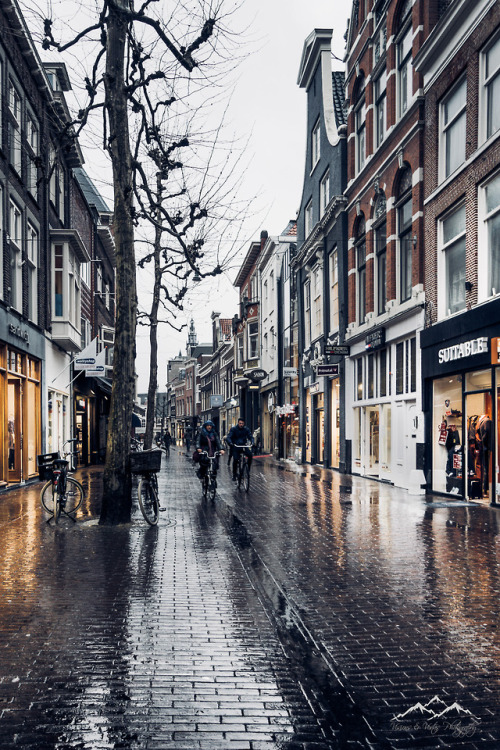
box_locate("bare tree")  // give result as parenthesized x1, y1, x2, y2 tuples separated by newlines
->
(40, 0, 241, 523)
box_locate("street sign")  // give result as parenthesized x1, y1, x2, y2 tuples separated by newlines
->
(245, 368, 267, 382)
(283, 367, 298, 377)
(325, 345, 350, 356)
(316, 364, 339, 376)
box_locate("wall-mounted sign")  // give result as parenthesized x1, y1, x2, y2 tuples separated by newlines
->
(8, 322, 30, 344)
(268, 392, 275, 412)
(438, 336, 488, 364)
(316, 364, 339, 376)
(325, 345, 349, 356)
(245, 368, 267, 382)
(283, 367, 298, 378)
(309, 382, 322, 394)
(365, 328, 385, 351)
(210, 394, 223, 407)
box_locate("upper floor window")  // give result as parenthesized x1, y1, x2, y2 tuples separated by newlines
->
(0, 185, 3, 300)
(329, 248, 339, 332)
(373, 21, 387, 65)
(373, 192, 387, 315)
(440, 77, 466, 180)
(27, 222, 39, 323)
(481, 33, 500, 142)
(320, 169, 330, 217)
(305, 200, 313, 237)
(397, 7, 412, 120)
(396, 167, 413, 303)
(9, 200, 22, 311)
(374, 69, 386, 148)
(247, 321, 259, 359)
(304, 280, 311, 348)
(8, 81, 22, 175)
(440, 203, 466, 317)
(312, 264, 322, 340)
(480, 171, 500, 299)
(26, 114, 39, 198)
(311, 119, 320, 169)
(355, 96, 366, 173)
(355, 217, 366, 325)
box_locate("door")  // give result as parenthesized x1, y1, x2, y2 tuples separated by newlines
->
(366, 406, 379, 478)
(466, 391, 492, 502)
(7, 379, 21, 483)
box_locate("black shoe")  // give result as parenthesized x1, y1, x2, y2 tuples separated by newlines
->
(232, 475, 237, 481)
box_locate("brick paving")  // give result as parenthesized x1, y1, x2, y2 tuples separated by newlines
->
(2, 450, 500, 748)
(0, 453, 336, 749)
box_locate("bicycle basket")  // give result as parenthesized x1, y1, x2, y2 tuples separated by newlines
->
(129, 449, 162, 474)
(37, 452, 59, 481)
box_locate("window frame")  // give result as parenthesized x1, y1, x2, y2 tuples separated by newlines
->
(247, 320, 259, 360)
(329, 248, 339, 333)
(355, 96, 366, 174)
(27, 221, 39, 323)
(478, 170, 500, 301)
(9, 199, 22, 311)
(438, 202, 466, 319)
(374, 68, 387, 148)
(305, 200, 313, 237)
(311, 118, 320, 170)
(355, 219, 366, 325)
(304, 280, 311, 349)
(480, 32, 500, 143)
(397, 23, 412, 119)
(440, 75, 467, 181)
(320, 169, 330, 217)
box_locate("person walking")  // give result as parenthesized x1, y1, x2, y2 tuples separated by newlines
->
(226, 417, 254, 481)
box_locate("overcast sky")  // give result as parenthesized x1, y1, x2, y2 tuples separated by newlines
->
(21, 0, 352, 390)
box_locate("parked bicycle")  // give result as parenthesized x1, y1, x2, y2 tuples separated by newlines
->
(130, 448, 163, 525)
(130, 437, 143, 452)
(233, 443, 252, 491)
(39, 439, 84, 524)
(198, 451, 220, 501)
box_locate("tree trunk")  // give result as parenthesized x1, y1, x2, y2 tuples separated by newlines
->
(100, 0, 137, 524)
(143, 177, 162, 450)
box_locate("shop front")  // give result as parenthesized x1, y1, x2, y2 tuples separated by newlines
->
(421, 307, 500, 505)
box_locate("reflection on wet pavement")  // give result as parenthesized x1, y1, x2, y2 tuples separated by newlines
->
(0, 458, 337, 749)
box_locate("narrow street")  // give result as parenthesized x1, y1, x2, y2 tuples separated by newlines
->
(1, 449, 500, 748)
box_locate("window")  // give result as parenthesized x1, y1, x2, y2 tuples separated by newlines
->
(0, 185, 3, 299)
(356, 358, 363, 400)
(248, 321, 258, 359)
(396, 167, 413, 303)
(380, 349, 387, 397)
(440, 204, 466, 316)
(305, 200, 313, 237)
(49, 147, 65, 221)
(320, 170, 330, 217)
(312, 264, 322, 340)
(54, 244, 64, 317)
(483, 171, 500, 297)
(329, 249, 339, 332)
(100, 326, 115, 370)
(8, 81, 22, 174)
(482, 33, 500, 142)
(237, 335, 243, 368)
(441, 77, 466, 179)
(26, 114, 39, 198)
(304, 281, 311, 348)
(27, 222, 38, 323)
(355, 92, 366, 173)
(373, 192, 387, 315)
(373, 21, 387, 65)
(355, 218, 366, 325)
(9, 200, 22, 311)
(396, 0, 412, 120)
(374, 69, 387, 147)
(311, 119, 320, 169)
(396, 338, 416, 395)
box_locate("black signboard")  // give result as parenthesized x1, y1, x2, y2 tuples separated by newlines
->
(247, 368, 267, 382)
(316, 364, 339, 376)
(325, 345, 350, 356)
(365, 328, 385, 351)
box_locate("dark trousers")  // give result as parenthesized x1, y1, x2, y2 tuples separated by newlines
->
(232, 447, 252, 476)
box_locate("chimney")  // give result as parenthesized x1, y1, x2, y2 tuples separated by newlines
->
(260, 230, 268, 249)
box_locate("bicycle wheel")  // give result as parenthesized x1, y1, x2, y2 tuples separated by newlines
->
(63, 477, 84, 513)
(242, 463, 250, 492)
(202, 474, 209, 499)
(138, 476, 159, 525)
(237, 458, 244, 489)
(208, 473, 217, 501)
(40, 480, 55, 513)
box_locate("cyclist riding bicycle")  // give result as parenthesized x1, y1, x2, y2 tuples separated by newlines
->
(226, 417, 254, 481)
(195, 421, 224, 480)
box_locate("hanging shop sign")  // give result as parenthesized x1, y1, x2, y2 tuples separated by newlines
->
(309, 382, 323, 394)
(268, 392, 275, 412)
(316, 364, 339, 376)
(275, 404, 296, 416)
(325, 345, 349, 356)
(210, 395, 223, 407)
(365, 328, 385, 351)
(244, 368, 267, 382)
(283, 367, 298, 378)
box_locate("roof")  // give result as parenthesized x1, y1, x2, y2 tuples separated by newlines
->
(74, 168, 112, 215)
(234, 241, 261, 288)
(281, 220, 297, 237)
(332, 72, 347, 128)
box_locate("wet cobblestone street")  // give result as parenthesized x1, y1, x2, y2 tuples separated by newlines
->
(1, 449, 500, 748)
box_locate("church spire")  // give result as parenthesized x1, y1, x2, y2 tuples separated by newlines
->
(187, 319, 198, 354)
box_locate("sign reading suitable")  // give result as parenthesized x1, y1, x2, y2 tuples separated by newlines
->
(316, 364, 339, 376)
(325, 345, 349, 356)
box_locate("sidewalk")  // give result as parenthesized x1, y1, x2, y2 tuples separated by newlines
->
(0, 451, 338, 750)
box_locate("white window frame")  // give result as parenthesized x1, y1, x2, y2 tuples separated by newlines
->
(480, 32, 500, 144)
(440, 76, 467, 181)
(305, 200, 313, 237)
(100, 325, 115, 370)
(304, 280, 311, 349)
(247, 321, 259, 360)
(478, 170, 500, 302)
(374, 69, 387, 148)
(8, 80, 22, 175)
(356, 236, 366, 326)
(355, 99, 366, 173)
(52, 241, 82, 327)
(9, 200, 22, 311)
(329, 248, 339, 333)
(27, 221, 38, 323)
(397, 25, 412, 119)
(312, 264, 322, 340)
(311, 119, 320, 170)
(320, 169, 330, 217)
(26, 113, 39, 198)
(438, 203, 466, 320)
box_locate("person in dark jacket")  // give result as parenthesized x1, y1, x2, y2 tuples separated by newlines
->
(195, 421, 224, 479)
(226, 418, 254, 481)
